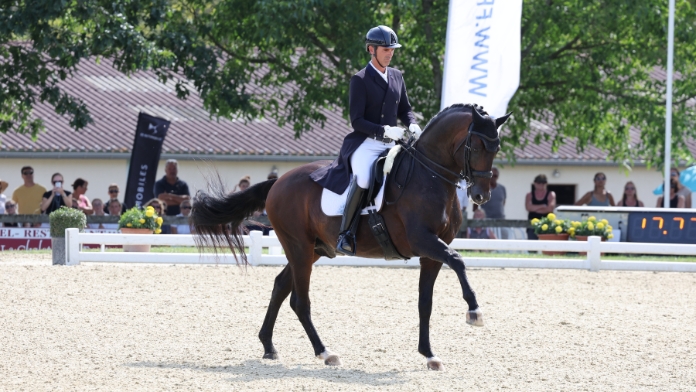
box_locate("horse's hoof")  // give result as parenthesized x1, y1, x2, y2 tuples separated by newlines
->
(317, 349, 342, 366)
(466, 308, 484, 327)
(262, 352, 279, 360)
(427, 356, 445, 371)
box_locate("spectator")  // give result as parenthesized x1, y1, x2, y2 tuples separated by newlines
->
(617, 181, 644, 207)
(103, 198, 122, 230)
(88, 198, 106, 229)
(172, 199, 192, 234)
(455, 179, 470, 238)
(525, 174, 556, 240)
(3, 200, 19, 227)
(671, 168, 692, 208)
(467, 209, 497, 239)
(144, 198, 171, 234)
(103, 183, 127, 214)
(40, 173, 72, 215)
(575, 172, 615, 206)
(233, 175, 251, 193)
(0, 178, 7, 214)
(656, 181, 685, 208)
(154, 159, 190, 216)
(480, 167, 506, 219)
(267, 171, 279, 181)
(12, 166, 47, 222)
(72, 178, 93, 215)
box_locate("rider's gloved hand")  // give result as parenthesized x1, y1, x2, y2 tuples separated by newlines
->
(409, 123, 422, 139)
(383, 126, 405, 141)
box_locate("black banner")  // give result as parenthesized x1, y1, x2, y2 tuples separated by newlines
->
(124, 112, 170, 209)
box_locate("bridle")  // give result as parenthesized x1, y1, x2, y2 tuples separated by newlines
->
(397, 122, 498, 190)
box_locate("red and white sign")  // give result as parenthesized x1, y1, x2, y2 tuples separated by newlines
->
(0, 228, 118, 251)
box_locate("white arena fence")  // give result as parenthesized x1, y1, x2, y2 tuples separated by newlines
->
(63, 229, 696, 272)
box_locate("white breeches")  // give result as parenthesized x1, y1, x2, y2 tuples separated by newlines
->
(350, 138, 395, 189)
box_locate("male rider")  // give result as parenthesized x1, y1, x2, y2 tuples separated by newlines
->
(310, 25, 420, 255)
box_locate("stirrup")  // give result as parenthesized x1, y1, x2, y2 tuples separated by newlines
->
(336, 232, 356, 256)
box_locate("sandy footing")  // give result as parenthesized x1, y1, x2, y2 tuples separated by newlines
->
(1, 254, 695, 391)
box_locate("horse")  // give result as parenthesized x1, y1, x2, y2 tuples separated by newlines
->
(191, 104, 510, 371)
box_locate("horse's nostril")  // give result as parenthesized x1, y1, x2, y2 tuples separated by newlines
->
(473, 194, 484, 203)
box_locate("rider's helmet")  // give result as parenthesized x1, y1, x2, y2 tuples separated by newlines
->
(365, 25, 402, 53)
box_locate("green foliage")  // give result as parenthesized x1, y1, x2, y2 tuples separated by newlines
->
(570, 216, 614, 240)
(118, 206, 162, 232)
(49, 206, 86, 237)
(530, 212, 571, 235)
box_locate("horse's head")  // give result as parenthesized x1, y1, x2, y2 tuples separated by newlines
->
(453, 107, 510, 205)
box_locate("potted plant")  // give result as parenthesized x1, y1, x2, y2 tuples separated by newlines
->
(531, 213, 572, 255)
(118, 206, 163, 252)
(570, 216, 614, 255)
(49, 206, 87, 265)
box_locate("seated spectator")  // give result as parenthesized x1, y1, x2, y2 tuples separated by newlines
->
(172, 199, 192, 234)
(656, 181, 685, 208)
(617, 181, 644, 207)
(102, 198, 123, 230)
(3, 200, 20, 227)
(88, 198, 106, 229)
(154, 159, 190, 216)
(233, 175, 251, 193)
(525, 174, 556, 240)
(267, 170, 279, 181)
(466, 209, 497, 239)
(671, 168, 692, 208)
(12, 166, 47, 226)
(104, 184, 126, 213)
(71, 178, 93, 214)
(144, 198, 171, 234)
(0, 178, 8, 215)
(40, 173, 73, 215)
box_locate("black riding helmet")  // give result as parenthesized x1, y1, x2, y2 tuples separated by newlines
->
(365, 25, 402, 52)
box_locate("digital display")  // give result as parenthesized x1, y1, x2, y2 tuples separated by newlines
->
(627, 211, 696, 244)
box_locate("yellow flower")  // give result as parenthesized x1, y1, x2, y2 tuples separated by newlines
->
(568, 228, 576, 236)
(555, 225, 563, 234)
(156, 217, 163, 225)
(547, 213, 556, 221)
(588, 216, 597, 222)
(607, 233, 614, 239)
(126, 223, 132, 227)
(601, 219, 609, 225)
(554, 220, 562, 225)
(596, 222, 604, 230)
(606, 225, 613, 232)
(145, 210, 154, 217)
(587, 222, 594, 231)
(541, 224, 548, 231)
(146, 206, 155, 212)
(531, 218, 540, 225)
(139, 218, 145, 224)
(154, 228, 162, 234)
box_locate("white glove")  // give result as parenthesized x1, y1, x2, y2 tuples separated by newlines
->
(409, 123, 422, 139)
(383, 126, 405, 141)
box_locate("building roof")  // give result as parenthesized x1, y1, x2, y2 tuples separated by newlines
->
(1, 57, 694, 164)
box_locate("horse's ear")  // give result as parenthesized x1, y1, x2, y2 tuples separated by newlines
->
(495, 112, 512, 129)
(471, 107, 486, 124)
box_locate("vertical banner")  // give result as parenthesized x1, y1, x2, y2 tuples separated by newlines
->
(441, 0, 523, 117)
(124, 112, 170, 209)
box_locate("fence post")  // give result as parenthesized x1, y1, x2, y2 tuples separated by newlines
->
(268, 230, 283, 255)
(65, 228, 81, 266)
(249, 230, 263, 266)
(587, 235, 601, 272)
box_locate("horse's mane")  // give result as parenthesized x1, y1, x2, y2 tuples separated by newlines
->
(420, 103, 490, 136)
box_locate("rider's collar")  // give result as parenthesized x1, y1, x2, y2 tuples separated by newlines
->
(368, 61, 388, 83)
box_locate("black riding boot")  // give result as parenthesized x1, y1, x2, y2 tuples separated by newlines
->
(336, 177, 366, 256)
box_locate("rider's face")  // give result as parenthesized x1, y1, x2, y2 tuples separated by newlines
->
(371, 46, 394, 67)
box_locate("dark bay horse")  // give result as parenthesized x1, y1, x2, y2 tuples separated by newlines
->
(191, 104, 510, 371)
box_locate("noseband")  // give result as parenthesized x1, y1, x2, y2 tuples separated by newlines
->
(398, 122, 498, 190)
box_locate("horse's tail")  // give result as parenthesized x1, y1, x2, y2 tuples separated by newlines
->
(190, 176, 277, 265)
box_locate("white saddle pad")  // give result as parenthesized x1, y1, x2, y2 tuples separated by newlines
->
(321, 176, 388, 216)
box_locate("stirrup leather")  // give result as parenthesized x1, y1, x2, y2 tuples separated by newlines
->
(336, 176, 366, 256)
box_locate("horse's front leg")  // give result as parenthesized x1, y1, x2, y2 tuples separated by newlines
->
(419, 257, 445, 371)
(410, 234, 483, 327)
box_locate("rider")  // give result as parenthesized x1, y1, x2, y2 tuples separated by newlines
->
(310, 25, 421, 256)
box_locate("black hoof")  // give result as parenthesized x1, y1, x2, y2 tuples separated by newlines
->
(262, 352, 279, 360)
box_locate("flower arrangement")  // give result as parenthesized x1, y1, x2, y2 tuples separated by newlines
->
(530, 213, 571, 235)
(569, 216, 614, 240)
(118, 206, 163, 234)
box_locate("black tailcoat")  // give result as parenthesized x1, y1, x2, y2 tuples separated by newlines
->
(310, 63, 417, 194)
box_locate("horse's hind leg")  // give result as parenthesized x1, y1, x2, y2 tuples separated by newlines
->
(288, 251, 342, 366)
(418, 257, 445, 371)
(259, 264, 293, 360)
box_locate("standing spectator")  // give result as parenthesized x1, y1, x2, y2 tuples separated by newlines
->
(12, 166, 47, 219)
(154, 159, 190, 216)
(72, 178, 93, 215)
(575, 172, 615, 206)
(671, 168, 692, 208)
(144, 198, 171, 234)
(617, 181, 644, 207)
(88, 198, 106, 229)
(656, 181, 685, 208)
(103, 198, 122, 230)
(467, 209, 497, 239)
(455, 179, 470, 238)
(40, 173, 72, 215)
(233, 175, 251, 193)
(172, 199, 192, 234)
(0, 178, 8, 215)
(525, 174, 556, 240)
(3, 200, 19, 227)
(480, 167, 508, 239)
